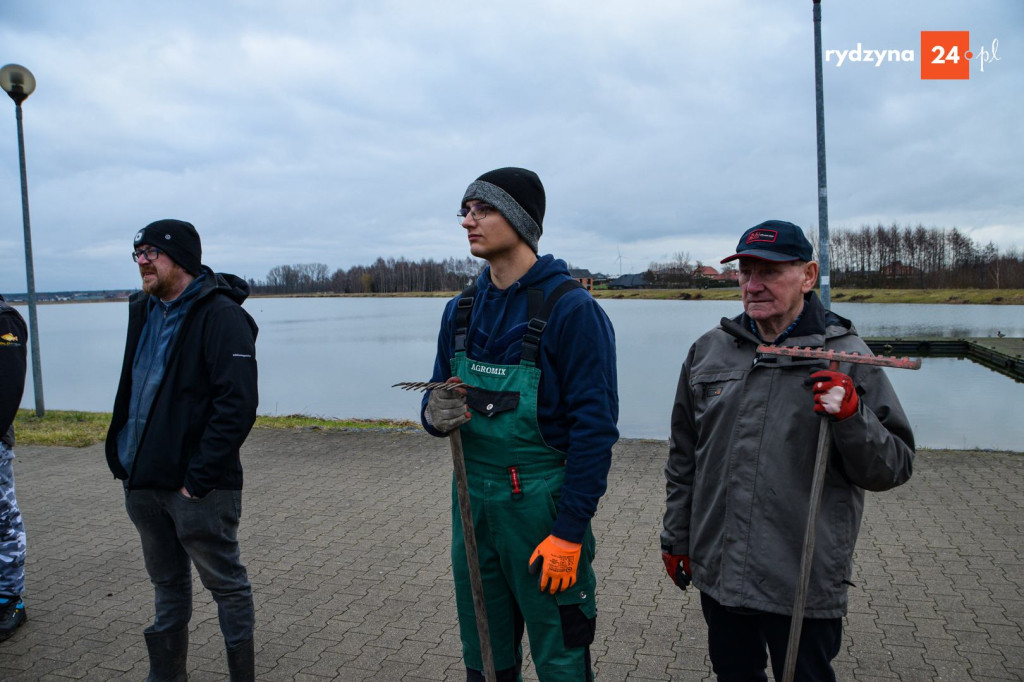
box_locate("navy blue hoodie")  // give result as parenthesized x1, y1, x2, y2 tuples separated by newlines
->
(422, 255, 619, 542)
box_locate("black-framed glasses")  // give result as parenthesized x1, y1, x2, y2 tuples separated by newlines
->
(131, 246, 163, 263)
(457, 204, 493, 223)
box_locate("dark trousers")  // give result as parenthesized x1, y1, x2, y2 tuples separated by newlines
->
(125, 488, 254, 647)
(700, 592, 841, 682)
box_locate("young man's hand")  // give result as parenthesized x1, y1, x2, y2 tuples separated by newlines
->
(529, 535, 582, 594)
(425, 377, 470, 433)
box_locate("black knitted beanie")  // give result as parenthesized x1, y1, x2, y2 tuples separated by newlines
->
(462, 167, 545, 252)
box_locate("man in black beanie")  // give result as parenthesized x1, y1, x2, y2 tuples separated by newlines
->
(420, 168, 619, 680)
(107, 219, 259, 681)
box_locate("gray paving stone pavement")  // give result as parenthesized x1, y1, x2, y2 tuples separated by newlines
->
(1, 429, 1021, 680)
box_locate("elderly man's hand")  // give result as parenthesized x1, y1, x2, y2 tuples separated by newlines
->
(425, 376, 470, 433)
(661, 551, 692, 591)
(810, 369, 859, 421)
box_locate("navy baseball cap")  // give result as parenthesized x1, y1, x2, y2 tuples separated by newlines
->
(720, 220, 814, 263)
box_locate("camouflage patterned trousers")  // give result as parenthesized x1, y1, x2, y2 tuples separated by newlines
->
(0, 442, 26, 598)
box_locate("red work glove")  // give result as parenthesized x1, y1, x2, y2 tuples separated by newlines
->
(528, 535, 582, 594)
(810, 369, 859, 421)
(661, 551, 692, 591)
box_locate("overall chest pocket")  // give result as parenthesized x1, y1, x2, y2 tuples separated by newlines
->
(466, 387, 520, 417)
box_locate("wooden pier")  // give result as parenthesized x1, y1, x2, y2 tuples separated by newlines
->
(865, 337, 1024, 382)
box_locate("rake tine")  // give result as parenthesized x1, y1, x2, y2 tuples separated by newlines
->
(756, 344, 921, 370)
(391, 380, 472, 392)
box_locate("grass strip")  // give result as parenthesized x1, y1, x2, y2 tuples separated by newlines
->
(13, 410, 419, 448)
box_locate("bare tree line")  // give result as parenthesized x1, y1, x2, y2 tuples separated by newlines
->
(249, 224, 1023, 295)
(826, 224, 1023, 288)
(250, 257, 483, 295)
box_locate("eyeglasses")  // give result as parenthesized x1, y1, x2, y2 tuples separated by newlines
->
(131, 247, 163, 263)
(457, 204, 493, 224)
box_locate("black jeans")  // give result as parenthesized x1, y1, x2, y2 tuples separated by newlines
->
(125, 488, 254, 647)
(700, 592, 841, 682)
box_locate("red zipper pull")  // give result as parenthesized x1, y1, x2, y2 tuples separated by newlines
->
(508, 466, 523, 499)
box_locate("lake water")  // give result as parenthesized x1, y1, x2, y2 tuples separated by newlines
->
(13, 297, 1024, 451)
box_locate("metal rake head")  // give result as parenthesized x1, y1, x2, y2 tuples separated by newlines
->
(392, 380, 472, 392)
(756, 344, 922, 370)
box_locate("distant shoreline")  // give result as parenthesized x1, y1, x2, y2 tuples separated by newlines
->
(238, 287, 1024, 305)
(7, 287, 1024, 306)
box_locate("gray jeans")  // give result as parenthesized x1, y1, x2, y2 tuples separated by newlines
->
(125, 488, 254, 647)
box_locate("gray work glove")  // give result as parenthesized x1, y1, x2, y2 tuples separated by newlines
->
(425, 379, 470, 433)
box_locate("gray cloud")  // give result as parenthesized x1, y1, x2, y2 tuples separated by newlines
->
(0, 0, 1019, 291)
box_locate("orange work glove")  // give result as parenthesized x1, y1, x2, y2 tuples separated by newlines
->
(528, 535, 582, 594)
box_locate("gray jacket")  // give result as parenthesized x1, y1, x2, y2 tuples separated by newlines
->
(661, 293, 914, 618)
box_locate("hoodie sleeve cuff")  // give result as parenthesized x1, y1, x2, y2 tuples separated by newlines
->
(550, 512, 589, 545)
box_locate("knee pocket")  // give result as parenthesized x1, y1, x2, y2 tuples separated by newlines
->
(558, 603, 596, 648)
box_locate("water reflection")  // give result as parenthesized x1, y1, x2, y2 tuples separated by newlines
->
(16, 298, 1024, 451)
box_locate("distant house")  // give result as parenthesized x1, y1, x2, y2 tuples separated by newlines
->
(696, 266, 719, 278)
(606, 273, 651, 290)
(569, 268, 594, 291)
(712, 268, 739, 283)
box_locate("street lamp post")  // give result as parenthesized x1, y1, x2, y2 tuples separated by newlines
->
(1, 63, 44, 416)
(811, 0, 831, 309)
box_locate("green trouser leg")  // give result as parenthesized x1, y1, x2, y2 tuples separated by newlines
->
(452, 468, 596, 681)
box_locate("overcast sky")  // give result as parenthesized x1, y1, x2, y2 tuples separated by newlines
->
(1, 0, 1020, 292)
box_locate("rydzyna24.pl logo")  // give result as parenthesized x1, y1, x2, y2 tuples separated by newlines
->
(824, 31, 1000, 79)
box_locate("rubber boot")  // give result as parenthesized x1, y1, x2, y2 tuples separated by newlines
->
(144, 627, 188, 682)
(226, 637, 255, 682)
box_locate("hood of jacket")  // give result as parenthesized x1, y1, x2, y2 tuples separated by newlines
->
(129, 266, 250, 308)
(468, 254, 574, 362)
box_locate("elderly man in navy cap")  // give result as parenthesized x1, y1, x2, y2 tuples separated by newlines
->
(661, 220, 915, 681)
(106, 219, 259, 681)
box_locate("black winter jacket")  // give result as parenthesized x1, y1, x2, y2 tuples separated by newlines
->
(105, 268, 259, 497)
(0, 295, 28, 447)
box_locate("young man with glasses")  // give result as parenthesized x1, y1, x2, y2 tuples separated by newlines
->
(106, 219, 259, 681)
(422, 167, 619, 681)
(0, 293, 28, 643)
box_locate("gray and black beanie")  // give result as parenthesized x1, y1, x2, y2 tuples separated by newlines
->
(133, 219, 203, 275)
(462, 167, 545, 253)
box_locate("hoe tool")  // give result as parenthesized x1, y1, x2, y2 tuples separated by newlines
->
(754, 345, 920, 682)
(393, 380, 496, 682)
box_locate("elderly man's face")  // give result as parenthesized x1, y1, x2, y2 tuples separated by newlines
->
(738, 258, 819, 337)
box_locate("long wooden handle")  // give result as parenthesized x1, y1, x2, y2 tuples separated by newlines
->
(782, 359, 839, 682)
(448, 429, 497, 682)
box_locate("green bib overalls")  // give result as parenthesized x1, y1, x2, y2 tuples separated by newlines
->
(449, 282, 597, 681)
